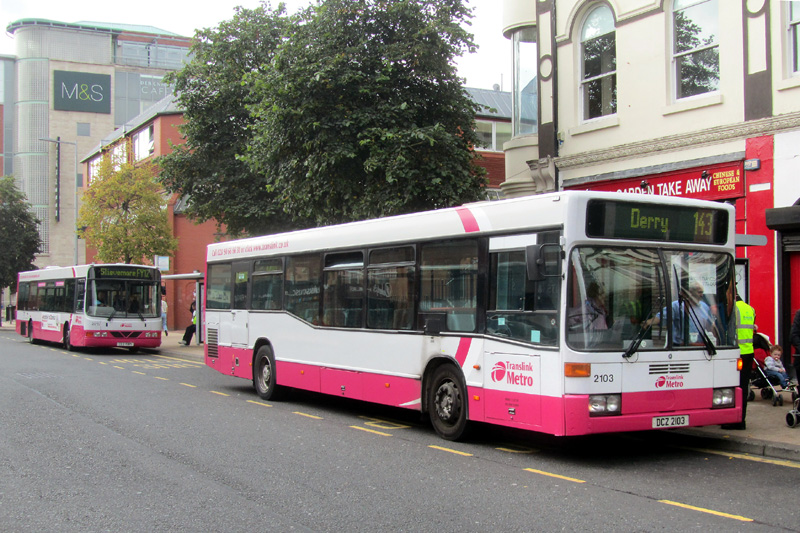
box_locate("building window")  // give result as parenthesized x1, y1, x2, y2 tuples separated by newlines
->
(133, 125, 155, 161)
(475, 120, 513, 152)
(581, 5, 616, 120)
(512, 27, 538, 136)
(790, 1, 800, 74)
(672, 0, 719, 100)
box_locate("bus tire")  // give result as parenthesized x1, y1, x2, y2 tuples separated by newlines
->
(428, 364, 469, 441)
(253, 345, 283, 401)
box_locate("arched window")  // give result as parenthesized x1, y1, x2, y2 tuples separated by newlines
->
(672, 0, 719, 99)
(581, 5, 616, 120)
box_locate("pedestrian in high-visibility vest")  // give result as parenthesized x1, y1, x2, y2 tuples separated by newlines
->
(722, 295, 755, 430)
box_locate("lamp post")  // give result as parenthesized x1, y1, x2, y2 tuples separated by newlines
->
(40, 137, 79, 266)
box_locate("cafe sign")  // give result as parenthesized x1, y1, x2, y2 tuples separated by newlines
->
(574, 162, 744, 201)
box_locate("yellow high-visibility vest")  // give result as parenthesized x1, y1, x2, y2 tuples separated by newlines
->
(735, 300, 756, 355)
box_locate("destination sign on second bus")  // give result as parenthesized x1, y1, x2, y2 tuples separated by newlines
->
(585, 200, 728, 244)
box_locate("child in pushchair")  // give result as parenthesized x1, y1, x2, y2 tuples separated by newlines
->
(749, 333, 798, 406)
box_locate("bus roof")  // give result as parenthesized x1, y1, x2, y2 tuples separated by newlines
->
(207, 191, 735, 262)
(17, 263, 158, 282)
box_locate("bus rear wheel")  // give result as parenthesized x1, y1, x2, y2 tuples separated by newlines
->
(428, 364, 469, 441)
(253, 345, 283, 401)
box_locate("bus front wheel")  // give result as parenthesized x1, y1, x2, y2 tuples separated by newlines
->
(428, 364, 469, 441)
(253, 345, 283, 401)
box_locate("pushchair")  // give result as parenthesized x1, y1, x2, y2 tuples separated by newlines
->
(747, 333, 796, 407)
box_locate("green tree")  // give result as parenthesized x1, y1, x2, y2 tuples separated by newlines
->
(158, 2, 296, 237)
(0, 176, 42, 290)
(78, 157, 178, 264)
(245, 0, 487, 227)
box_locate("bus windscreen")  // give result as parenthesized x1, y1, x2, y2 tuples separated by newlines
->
(585, 200, 728, 244)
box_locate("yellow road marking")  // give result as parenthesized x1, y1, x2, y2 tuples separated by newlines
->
(247, 400, 272, 407)
(98, 362, 107, 365)
(659, 500, 753, 522)
(210, 391, 229, 397)
(113, 366, 125, 369)
(686, 447, 800, 469)
(358, 416, 411, 430)
(180, 383, 197, 388)
(132, 371, 146, 375)
(84, 357, 93, 361)
(429, 445, 473, 457)
(524, 468, 585, 483)
(154, 376, 169, 381)
(496, 443, 537, 454)
(152, 354, 205, 365)
(350, 426, 392, 437)
(293, 411, 322, 419)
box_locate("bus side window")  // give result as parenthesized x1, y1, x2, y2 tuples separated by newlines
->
(18, 282, 30, 311)
(252, 259, 283, 311)
(285, 255, 321, 324)
(207, 264, 232, 310)
(420, 240, 478, 332)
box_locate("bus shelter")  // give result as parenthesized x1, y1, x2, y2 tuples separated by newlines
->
(161, 271, 204, 345)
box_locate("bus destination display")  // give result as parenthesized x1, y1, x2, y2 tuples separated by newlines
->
(586, 200, 728, 244)
(92, 266, 159, 280)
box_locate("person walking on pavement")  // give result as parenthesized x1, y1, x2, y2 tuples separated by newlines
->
(161, 295, 168, 337)
(722, 295, 756, 430)
(179, 300, 196, 346)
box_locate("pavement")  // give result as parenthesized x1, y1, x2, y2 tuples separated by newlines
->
(4, 321, 800, 461)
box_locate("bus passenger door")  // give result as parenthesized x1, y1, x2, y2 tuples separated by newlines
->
(230, 262, 251, 351)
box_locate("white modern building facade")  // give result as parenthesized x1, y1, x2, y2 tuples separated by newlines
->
(2, 19, 191, 267)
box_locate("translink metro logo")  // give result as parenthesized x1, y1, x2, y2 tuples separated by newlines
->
(491, 361, 534, 387)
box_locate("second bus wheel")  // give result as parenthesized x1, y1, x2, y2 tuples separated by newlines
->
(428, 364, 470, 441)
(253, 345, 284, 401)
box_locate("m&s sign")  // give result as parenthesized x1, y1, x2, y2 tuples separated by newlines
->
(53, 70, 111, 114)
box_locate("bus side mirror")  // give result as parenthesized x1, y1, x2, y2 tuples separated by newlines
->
(526, 244, 561, 281)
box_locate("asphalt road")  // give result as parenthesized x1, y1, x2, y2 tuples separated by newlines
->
(1, 331, 798, 532)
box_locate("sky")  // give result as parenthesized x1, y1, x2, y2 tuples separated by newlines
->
(0, 0, 511, 91)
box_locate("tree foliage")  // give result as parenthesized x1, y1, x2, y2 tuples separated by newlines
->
(161, 0, 486, 235)
(78, 157, 178, 264)
(159, 2, 296, 237)
(245, 0, 486, 227)
(0, 176, 42, 290)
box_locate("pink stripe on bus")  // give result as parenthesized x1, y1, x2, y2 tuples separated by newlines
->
(455, 337, 472, 367)
(455, 207, 480, 233)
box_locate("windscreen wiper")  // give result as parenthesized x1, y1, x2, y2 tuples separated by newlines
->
(682, 296, 716, 356)
(622, 299, 660, 359)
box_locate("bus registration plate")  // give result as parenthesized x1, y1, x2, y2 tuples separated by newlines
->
(652, 415, 689, 428)
(116, 342, 134, 347)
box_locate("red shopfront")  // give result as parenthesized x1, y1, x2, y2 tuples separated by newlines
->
(565, 153, 777, 342)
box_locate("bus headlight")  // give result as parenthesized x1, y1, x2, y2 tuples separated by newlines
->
(589, 394, 621, 416)
(712, 388, 735, 408)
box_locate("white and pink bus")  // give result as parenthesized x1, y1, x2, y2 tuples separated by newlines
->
(204, 191, 743, 440)
(16, 264, 163, 351)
